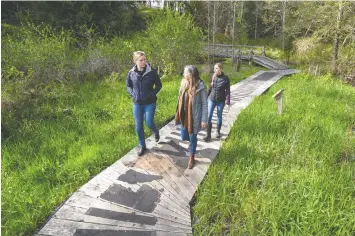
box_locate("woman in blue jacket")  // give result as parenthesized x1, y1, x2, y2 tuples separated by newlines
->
(126, 51, 162, 156)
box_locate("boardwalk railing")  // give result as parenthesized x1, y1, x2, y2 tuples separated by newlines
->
(205, 44, 266, 58)
(205, 44, 289, 70)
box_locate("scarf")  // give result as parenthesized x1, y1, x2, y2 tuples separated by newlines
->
(175, 91, 193, 134)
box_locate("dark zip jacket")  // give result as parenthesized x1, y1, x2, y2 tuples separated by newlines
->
(207, 73, 231, 105)
(126, 64, 162, 105)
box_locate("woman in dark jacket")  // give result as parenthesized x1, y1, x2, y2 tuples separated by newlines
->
(203, 62, 230, 141)
(126, 51, 162, 156)
(175, 65, 208, 169)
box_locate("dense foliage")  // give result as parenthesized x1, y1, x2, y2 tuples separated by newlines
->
(1, 2, 144, 37)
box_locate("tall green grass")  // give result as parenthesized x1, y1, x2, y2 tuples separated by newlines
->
(193, 73, 355, 235)
(1, 61, 259, 235)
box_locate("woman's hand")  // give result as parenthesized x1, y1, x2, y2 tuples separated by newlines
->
(225, 105, 230, 112)
(201, 122, 207, 129)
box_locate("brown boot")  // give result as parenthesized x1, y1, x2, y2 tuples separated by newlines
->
(188, 154, 195, 169)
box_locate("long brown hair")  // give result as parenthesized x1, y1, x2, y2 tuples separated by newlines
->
(181, 65, 201, 96)
(211, 62, 223, 85)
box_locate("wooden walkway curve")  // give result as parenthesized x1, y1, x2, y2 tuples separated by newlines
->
(36, 69, 298, 236)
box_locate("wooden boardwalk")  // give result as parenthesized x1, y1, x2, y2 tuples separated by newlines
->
(205, 44, 289, 70)
(36, 69, 298, 236)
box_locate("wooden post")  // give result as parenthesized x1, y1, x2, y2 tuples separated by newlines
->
(262, 46, 266, 57)
(248, 48, 254, 66)
(236, 59, 241, 72)
(272, 89, 284, 115)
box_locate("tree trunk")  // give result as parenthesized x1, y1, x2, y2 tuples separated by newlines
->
(232, 2, 236, 70)
(255, 5, 258, 40)
(239, 2, 244, 44)
(332, 2, 343, 74)
(207, 1, 210, 67)
(212, 1, 216, 65)
(281, 1, 286, 51)
(240, 2, 244, 24)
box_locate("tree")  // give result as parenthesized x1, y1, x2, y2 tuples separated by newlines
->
(1, 2, 144, 37)
(291, 1, 355, 75)
(144, 10, 203, 75)
(332, 1, 344, 74)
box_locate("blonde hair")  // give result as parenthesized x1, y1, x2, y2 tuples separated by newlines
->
(211, 62, 223, 85)
(181, 65, 200, 96)
(133, 51, 145, 62)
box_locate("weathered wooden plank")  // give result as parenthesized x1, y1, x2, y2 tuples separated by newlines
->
(103, 165, 191, 218)
(38, 218, 188, 236)
(142, 153, 194, 201)
(149, 145, 196, 185)
(149, 142, 202, 185)
(151, 147, 204, 190)
(190, 160, 206, 181)
(137, 152, 192, 202)
(78, 179, 191, 226)
(119, 155, 191, 210)
(146, 151, 196, 201)
(130, 158, 191, 210)
(65, 191, 191, 228)
(53, 204, 192, 234)
(116, 167, 190, 215)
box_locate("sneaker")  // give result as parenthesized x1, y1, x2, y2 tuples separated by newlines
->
(155, 133, 160, 142)
(137, 146, 147, 156)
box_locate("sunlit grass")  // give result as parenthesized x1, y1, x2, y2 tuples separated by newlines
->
(192, 73, 355, 235)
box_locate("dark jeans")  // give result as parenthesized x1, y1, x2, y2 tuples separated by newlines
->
(207, 100, 225, 126)
(180, 125, 197, 154)
(133, 103, 158, 147)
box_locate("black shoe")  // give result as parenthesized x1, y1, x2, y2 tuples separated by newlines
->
(216, 124, 222, 139)
(155, 133, 160, 142)
(203, 135, 211, 142)
(137, 146, 146, 156)
(203, 123, 212, 142)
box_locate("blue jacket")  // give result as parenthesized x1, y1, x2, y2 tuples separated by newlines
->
(126, 64, 162, 105)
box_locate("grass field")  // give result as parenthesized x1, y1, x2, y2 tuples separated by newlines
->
(192, 73, 355, 235)
(1, 62, 259, 235)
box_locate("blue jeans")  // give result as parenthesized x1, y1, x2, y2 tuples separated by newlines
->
(180, 125, 197, 155)
(207, 100, 225, 125)
(133, 103, 159, 147)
